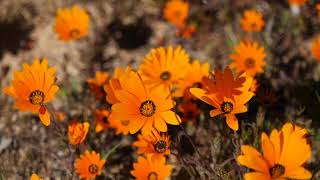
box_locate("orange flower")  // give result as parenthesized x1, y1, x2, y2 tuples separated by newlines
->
(240, 10, 265, 33)
(133, 130, 171, 159)
(249, 78, 259, 93)
(54, 110, 65, 122)
(190, 67, 254, 131)
(87, 71, 109, 100)
(176, 24, 197, 39)
(75, 151, 106, 180)
(94, 108, 110, 133)
(163, 0, 189, 28)
(316, 3, 320, 16)
(112, 69, 181, 135)
(3, 58, 59, 126)
(68, 121, 90, 145)
(131, 154, 172, 180)
(108, 113, 130, 135)
(178, 101, 201, 123)
(30, 173, 43, 180)
(311, 36, 320, 61)
(237, 122, 312, 180)
(139, 46, 190, 92)
(54, 5, 89, 41)
(175, 60, 210, 98)
(104, 67, 131, 104)
(230, 41, 266, 77)
(288, 0, 307, 6)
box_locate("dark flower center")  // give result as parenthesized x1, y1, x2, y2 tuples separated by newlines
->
(70, 29, 80, 38)
(29, 90, 45, 105)
(121, 119, 129, 126)
(140, 100, 156, 117)
(269, 164, 285, 179)
(148, 172, 158, 180)
(244, 58, 256, 68)
(160, 71, 171, 81)
(221, 102, 233, 114)
(102, 117, 108, 124)
(88, 164, 99, 174)
(192, 82, 202, 88)
(154, 140, 167, 153)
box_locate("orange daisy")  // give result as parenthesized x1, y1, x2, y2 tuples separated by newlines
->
(175, 60, 210, 98)
(30, 173, 43, 180)
(237, 122, 312, 180)
(139, 46, 190, 92)
(108, 112, 130, 135)
(104, 67, 132, 104)
(178, 101, 201, 123)
(131, 154, 172, 180)
(163, 0, 189, 29)
(94, 108, 110, 133)
(133, 130, 171, 159)
(288, 0, 307, 6)
(3, 58, 59, 126)
(311, 36, 320, 61)
(240, 10, 265, 33)
(87, 71, 109, 100)
(190, 67, 254, 131)
(54, 5, 90, 41)
(68, 121, 90, 145)
(230, 41, 266, 77)
(112, 69, 181, 135)
(75, 150, 106, 180)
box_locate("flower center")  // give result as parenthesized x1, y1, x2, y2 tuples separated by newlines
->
(70, 29, 80, 38)
(140, 100, 156, 117)
(148, 172, 158, 180)
(102, 117, 108, 124)
(154, 140, 167, 153)
(121, 119, 129, 126)
(88, 164, 99, 174)
(244, 58, 256, 69)
(221, 102, 233, 114)
(192, 82, 202, 88)
(160, 71, 171, 81)
(269, 164, 285, 179)
(29, 90, 45, 105)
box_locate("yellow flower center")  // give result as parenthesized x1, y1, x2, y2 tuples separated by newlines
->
(154, 140, 167, 153)
(160, 71, 171, 81)
(221, 102, 233, 114)
(244, 58, 256, 69)
(70, 29, 80, 38)
(269, 164, 285, 179)
(88, 164, 99, 174)
(140, 100, 156, 117)
(121, 119, 129, 126)
(29, 90, 45, 105)
(148, 172, 158, 180)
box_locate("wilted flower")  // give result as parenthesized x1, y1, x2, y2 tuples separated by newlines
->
(237, 122, 312, 180)
(179, 101, 201, 123)
(3, 58, 59, 126)
(54, 5, 90, 41)
(94, 108, 110, 133)
(240, 10, 265, 33)
(131, 154, 172, 180)
(230, 40, 266, 77)
(87, 71, 109, 101)
(75, 151, 106, 180)
(68, 121, 90, 145)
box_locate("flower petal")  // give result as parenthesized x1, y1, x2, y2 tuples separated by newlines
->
(161, 110, 181, 125)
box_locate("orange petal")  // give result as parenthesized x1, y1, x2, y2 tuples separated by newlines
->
(225, 114, 238, 131)
(243, 172, 270, 180)
(284, 167, 312, 179)
(209, 109, 222, 117)
(154, 115, 168, 132)
(39, 108, 51, 126)
(160, 110, 181, 125)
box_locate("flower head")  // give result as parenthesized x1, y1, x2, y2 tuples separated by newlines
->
(237, 122, 312, 180)
(87, 71, 109, 100)
(104, 67, 131, 104)
(311, 36, 320, 61)
(176, 24, 197, 39)
(133, 130, 171, 159)
(54, 5, 89, 41)
(94, 108, 110, 133)
(175, 60, 210, 98)
(30, 173, 43, 180)
(112, 69, 181, 135)
(75, 151, 106, 180)
(230, 41, 266, 77)
(131, 154, 172, 180)
(163, 0, 189, 28)
(288, 0, 307, 6)
(179, 101, 201, 123)
(139, 46, 190, 92)
(68, 121, 90, 145)
(3, 58, 59, 126)
(240, 10, 265, 33)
